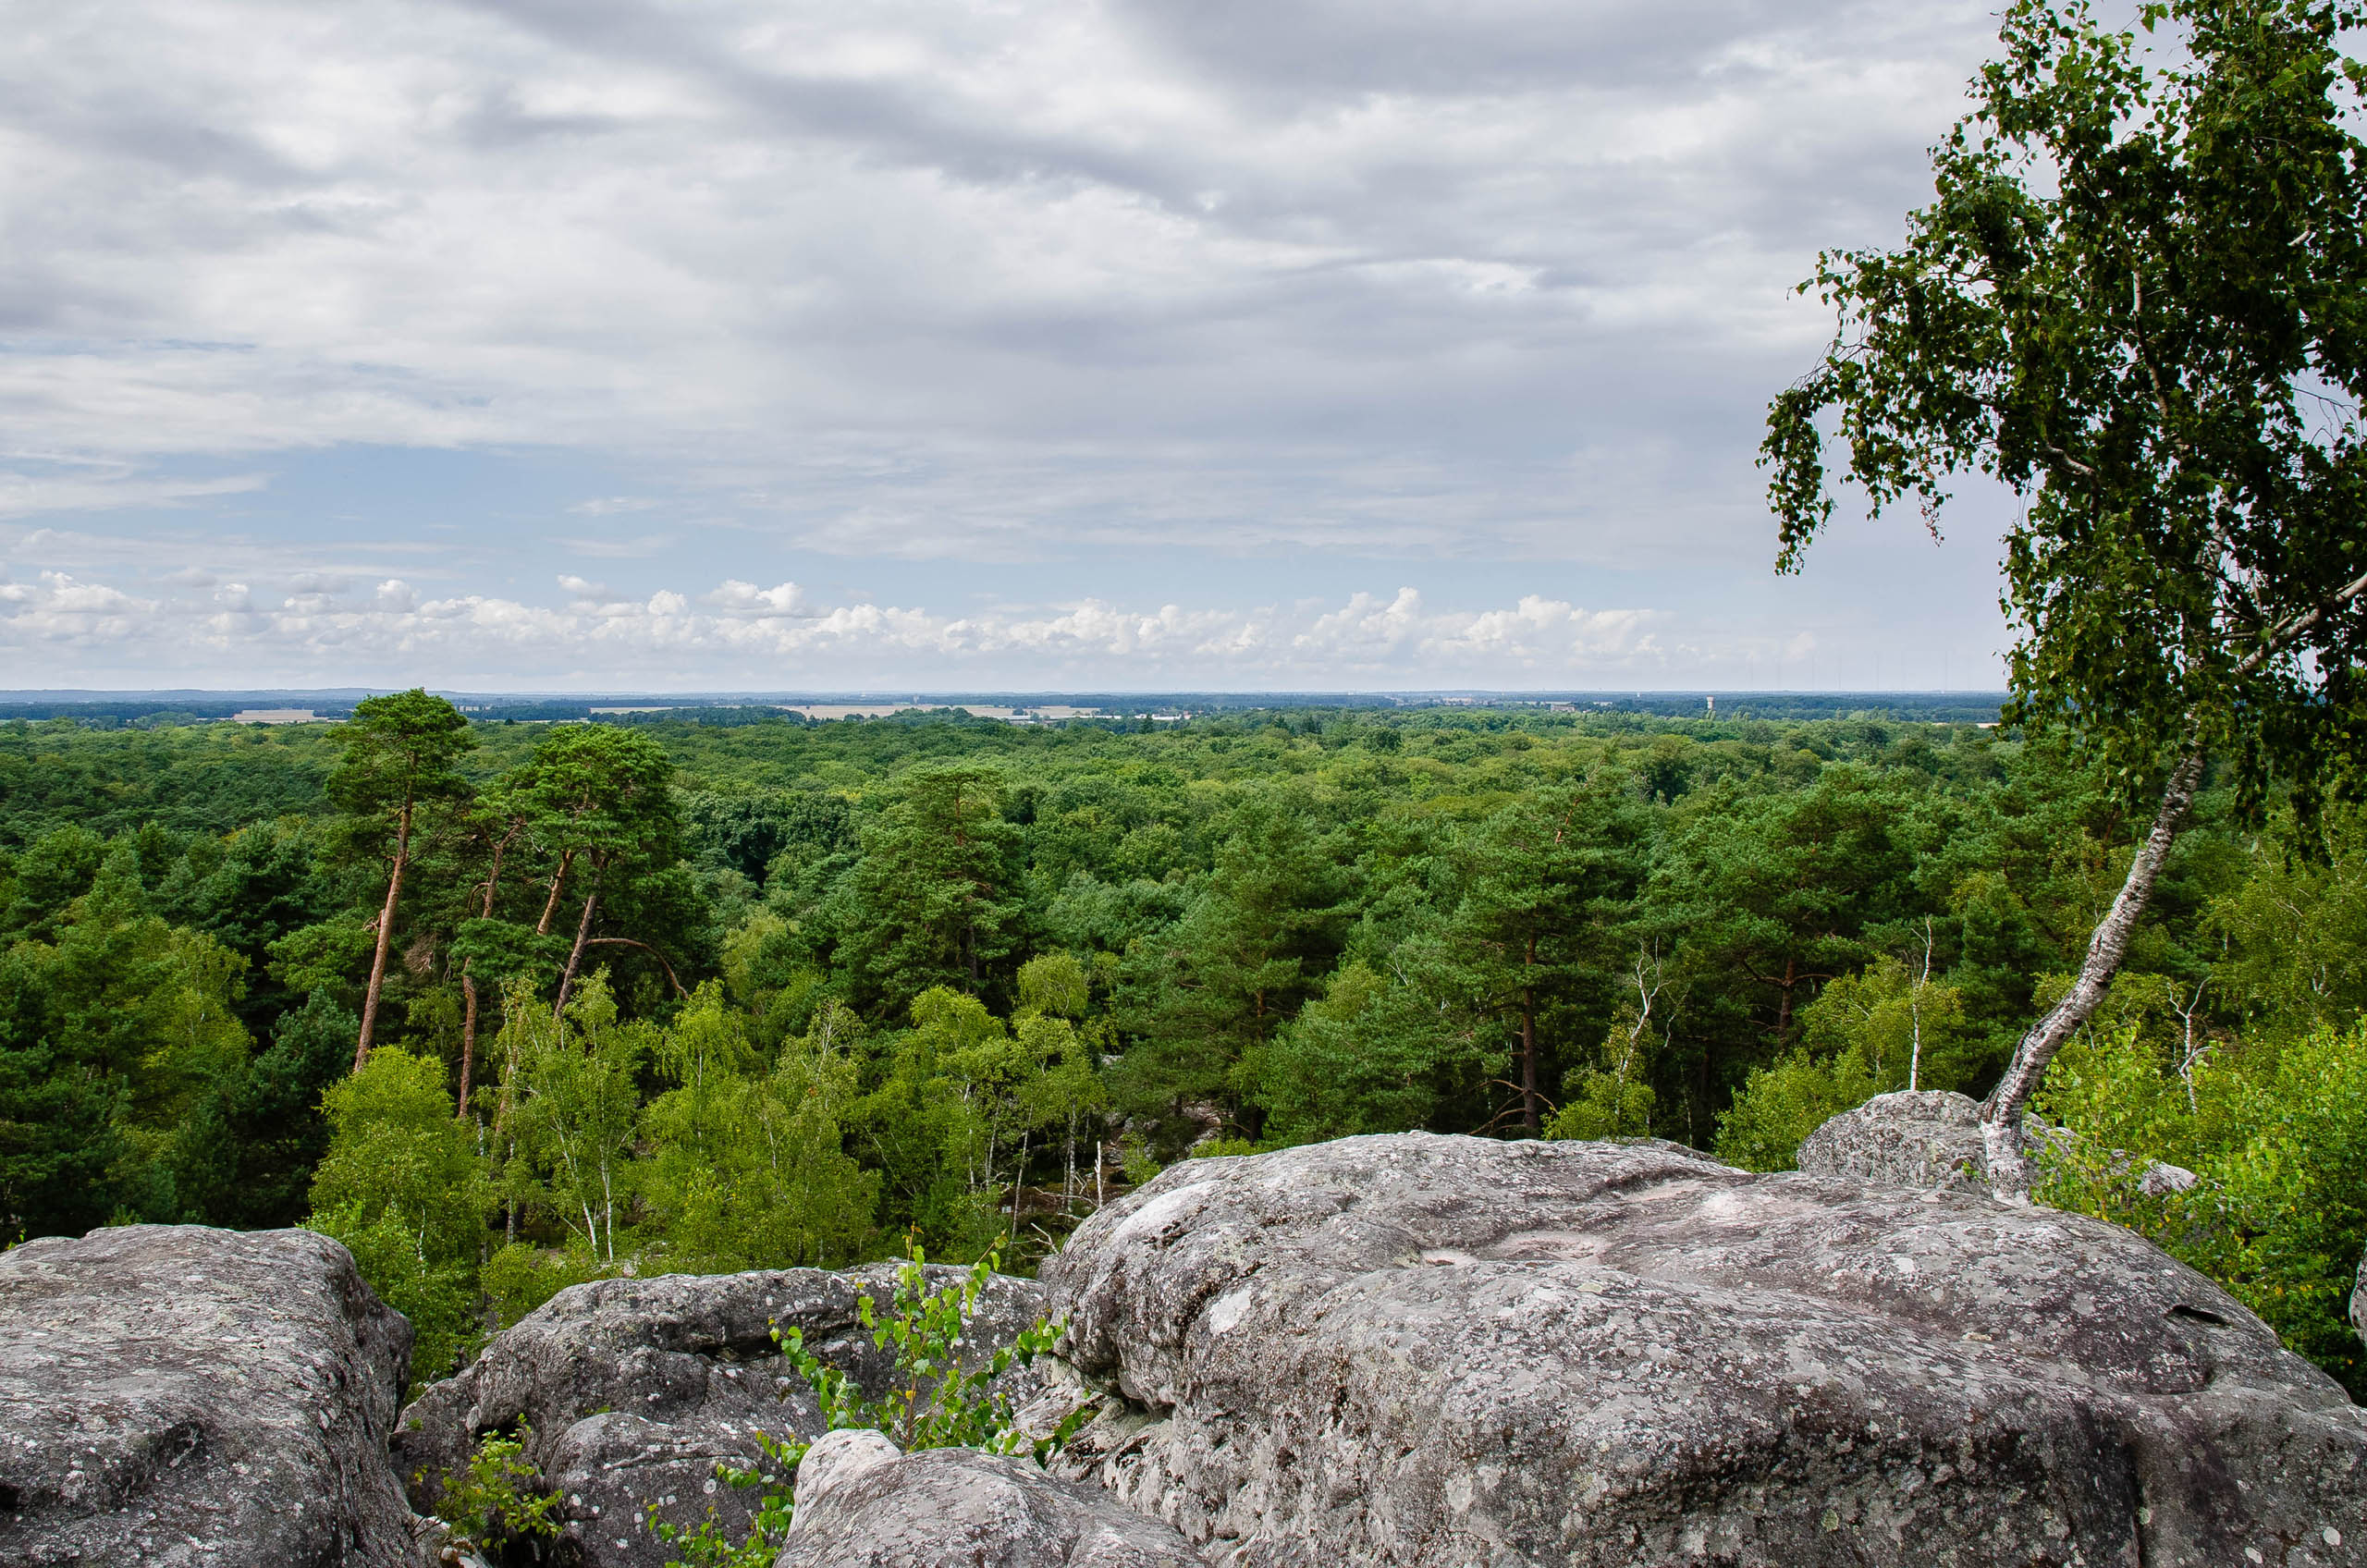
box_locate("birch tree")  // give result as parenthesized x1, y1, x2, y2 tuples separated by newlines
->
(1764, 0, 2367, 1196)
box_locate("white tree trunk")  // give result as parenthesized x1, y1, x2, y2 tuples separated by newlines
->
(1981, 747, 2205, 1201)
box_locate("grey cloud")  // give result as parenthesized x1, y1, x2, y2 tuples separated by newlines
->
(0, 0, 2017, 643)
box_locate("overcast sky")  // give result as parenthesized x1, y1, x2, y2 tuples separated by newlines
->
(1, 0, 2022, 692)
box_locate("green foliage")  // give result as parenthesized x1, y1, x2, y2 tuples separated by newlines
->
(480, 1241, 626, 1330)
(499, 974, 648, 1262)
(327, 690, 476, 822)
(1713, 1046, 1897, 1173)
(430, 1424, 563, 1562)
(267, 917, 375, 996)
(14, 702, 2367, 1390)
(640, 986, 877, 1271)
(1259, 960, 1483, 1143)
(649, 1244, 1081, 1568)
(644, 1430, 802, 1568)
(2036, 1017, 2367, 1395)
(776, 1247, 1077, 1458)
(1766, 0, 2367, 824)
(830, 762, 1023, 1015)
(306, 1045, 490, 1388)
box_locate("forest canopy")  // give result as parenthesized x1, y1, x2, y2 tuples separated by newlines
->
(0, 700, 2360, 1394)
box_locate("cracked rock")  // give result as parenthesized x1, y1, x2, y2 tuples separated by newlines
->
(0, 1224, 423, 1568)
(1044, 1132, 2367, 1567)
(392, 1264, 1047, 1568)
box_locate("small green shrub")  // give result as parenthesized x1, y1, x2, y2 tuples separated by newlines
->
(431, 1424, 561, 1563)
(644, 1431, 801, 1568)
(645, 1243, 1085, 1568)
(779, 1246, 1078, 1456)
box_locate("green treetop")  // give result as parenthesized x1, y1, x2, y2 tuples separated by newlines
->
(327, 690, 474, 1070)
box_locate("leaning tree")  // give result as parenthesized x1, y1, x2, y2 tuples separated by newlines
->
(1764, 0, 2367, 1197)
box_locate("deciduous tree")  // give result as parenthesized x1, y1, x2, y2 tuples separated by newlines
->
(1764, 0, 2367, 1194)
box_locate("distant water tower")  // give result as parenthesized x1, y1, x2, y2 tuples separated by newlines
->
(1706, 695, 1715, 717)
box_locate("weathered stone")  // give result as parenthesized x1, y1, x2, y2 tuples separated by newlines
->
(393, 1263, 1047, 1568)
(1800, 1090, 2199, 1199)
(2354, 1251, 2366, 1354)
(0, 1224, 423, 1568)
(1045, 1132, 2367, 1568)
(778, 1429, 1206, 1568)
(1796, 1089, 1989, 1189)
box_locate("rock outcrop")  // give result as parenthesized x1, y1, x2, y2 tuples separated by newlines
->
(1798, 1089, 2201, 1198)
(394, 1263, 1048, 1568)
(777, 1428, 1206, 1567)
(1795, 1089, 1989, 1189)
(1046, 1133, 2367, 1567)
(0, 1224, 423, 1568)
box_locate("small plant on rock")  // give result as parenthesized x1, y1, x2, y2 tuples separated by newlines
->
(431, 1424, 562, 1565)
(645, 1242, 1086, 1568)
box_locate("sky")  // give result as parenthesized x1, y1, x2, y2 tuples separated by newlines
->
(1, 0, 2025, 692)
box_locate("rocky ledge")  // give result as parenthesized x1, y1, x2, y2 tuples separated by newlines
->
(1044, 1132, 2367, 1567)
(393, 1261, 1050, 1568)
(0, 1224, 423, 1568)
(6, 1134, 2363, 1568)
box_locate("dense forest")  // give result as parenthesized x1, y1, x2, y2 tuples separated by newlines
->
(1, 697, 2361, 1395)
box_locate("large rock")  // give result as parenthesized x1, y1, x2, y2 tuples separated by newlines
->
(394, 1263, 1048, 1568)
(0, 1224, 424, 1568)
(1796, 1089, 1989, 1189)
(1045, 1133, 2367, 1567)
(777, 1428, 1206, 1567)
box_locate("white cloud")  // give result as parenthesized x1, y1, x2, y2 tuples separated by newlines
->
(0, 571, 161, 643)
(704, 580, 814, 618)
(0, 0, 2024, 689)
(0, 566, 1707, 685)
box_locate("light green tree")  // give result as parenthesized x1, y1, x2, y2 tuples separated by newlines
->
(305, 1044, 489, 1389)
(1711, 956, 1971, 1170)
(640, 984, 876, 1269)
(507, 973, 649, 1261)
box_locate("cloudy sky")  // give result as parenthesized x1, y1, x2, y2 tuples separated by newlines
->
(2, 0, 2024, 692)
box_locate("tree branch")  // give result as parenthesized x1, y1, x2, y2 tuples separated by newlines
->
(580, 937, 688, 998)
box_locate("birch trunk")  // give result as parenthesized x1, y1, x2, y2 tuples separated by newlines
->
(1981, 747, 2205, 1201)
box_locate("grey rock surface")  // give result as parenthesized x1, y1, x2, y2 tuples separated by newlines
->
(2354, 1251, 2366, 1354)
(778, 1430, 1206, 1568)
(0, 1223, 423, 1568)
(1799, 1091, 2198, 1199)
(1045, 1133, 2367, 1568)
(394, 1263, 1047, 1568)
(1796, 1089, 1989, 1189)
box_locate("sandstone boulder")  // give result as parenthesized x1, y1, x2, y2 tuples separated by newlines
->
(778, 1428, 1206, 1568)
(1795, 1089, 1988, 1189)
(1046, 1133, 2367, 1567)
(394, 1263, 1047, 1568)
(0, 1224, 424, 1568)
(1798, 1090, 2200, 1199)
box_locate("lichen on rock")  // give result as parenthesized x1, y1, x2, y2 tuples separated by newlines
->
(1045, 1132, 2367, 1567)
